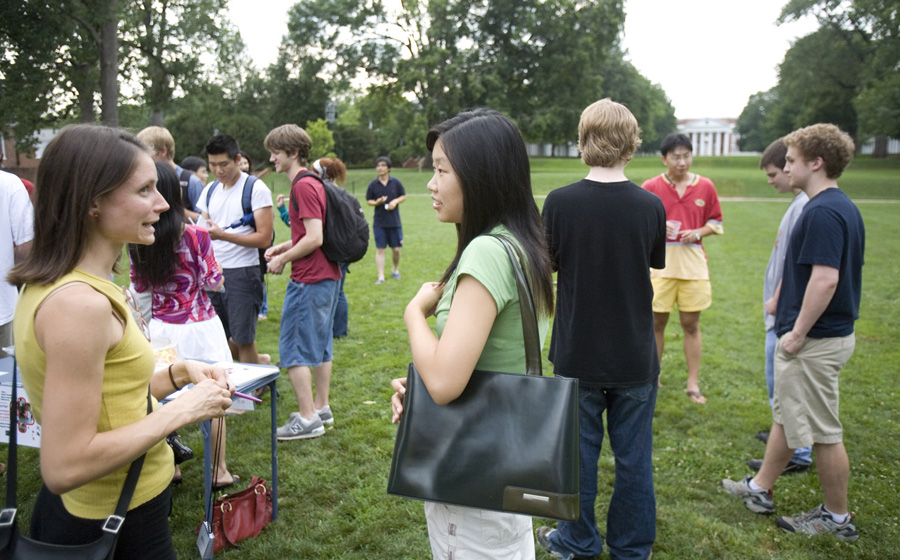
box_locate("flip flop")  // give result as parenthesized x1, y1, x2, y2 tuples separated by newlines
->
(685, 390, 707, 404)
(212, 474, 240, 492)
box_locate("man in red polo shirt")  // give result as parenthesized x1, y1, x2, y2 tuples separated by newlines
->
(642, 133, 723, 404)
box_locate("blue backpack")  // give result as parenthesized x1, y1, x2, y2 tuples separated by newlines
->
(205, 175, 259, 230)
(205, 175, 270, 273)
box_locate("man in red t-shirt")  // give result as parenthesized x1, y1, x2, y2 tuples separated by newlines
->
(642, 133, 723, 404)
(264, 124, 342, 441)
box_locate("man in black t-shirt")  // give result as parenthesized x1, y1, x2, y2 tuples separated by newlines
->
(537, 99, 666, 560)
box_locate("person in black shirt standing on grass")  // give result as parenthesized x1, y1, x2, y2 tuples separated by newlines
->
(537, 99, 665, 560)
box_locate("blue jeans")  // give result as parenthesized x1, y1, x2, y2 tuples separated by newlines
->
(765, 329, 812, 464)
(279, 279, 339, 368)
(333, 262, 349, 338)
(548, 380, 657, 560)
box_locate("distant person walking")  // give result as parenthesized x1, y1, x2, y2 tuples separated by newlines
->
(366, 156, 406, 283)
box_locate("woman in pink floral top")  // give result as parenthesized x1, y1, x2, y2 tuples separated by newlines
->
(130, 163, 238, 489)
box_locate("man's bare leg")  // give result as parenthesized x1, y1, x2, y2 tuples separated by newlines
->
(680, 311, 705, 403)
(815, 441, 850, 515)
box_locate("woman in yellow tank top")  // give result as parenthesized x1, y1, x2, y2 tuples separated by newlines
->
(9, 124, 235, 559)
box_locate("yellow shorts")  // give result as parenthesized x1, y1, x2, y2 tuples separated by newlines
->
(651, 278, 712, 313)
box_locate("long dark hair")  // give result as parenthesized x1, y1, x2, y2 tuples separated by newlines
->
(8, 124, 151, 286)
(128, 163, 187, 287)
(425, 109, 554, 318)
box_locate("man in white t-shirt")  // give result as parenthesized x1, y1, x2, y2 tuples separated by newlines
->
(0, 170, 34, 354)
(197, 134, 273, 365)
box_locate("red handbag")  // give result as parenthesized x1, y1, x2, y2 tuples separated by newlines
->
(198, 476, 273, 553)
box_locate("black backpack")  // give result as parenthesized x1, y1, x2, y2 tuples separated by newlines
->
(292, 171, 369, 264)
(178, 168, 195, 211)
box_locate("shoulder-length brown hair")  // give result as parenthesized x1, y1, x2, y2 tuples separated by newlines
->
(8, 124, 152, 286)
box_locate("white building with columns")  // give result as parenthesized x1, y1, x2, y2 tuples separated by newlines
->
(677, 118, 739, 156)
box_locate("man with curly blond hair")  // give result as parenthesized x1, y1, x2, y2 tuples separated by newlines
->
(721, 124, 864, 541)
(538, 99, 665, 560)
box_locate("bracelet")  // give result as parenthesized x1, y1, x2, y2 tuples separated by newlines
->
(168, 364, 180, 391)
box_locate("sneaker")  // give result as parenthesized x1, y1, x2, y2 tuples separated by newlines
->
(755, 430, 770, 443)
(535, 527, 595, 560)
(316, 405, 334, 426)
(536, 527, 571, 560)
(276, 412, 325, 441)
(719, 476, 775, 514)
(375, 278, 384, 285)
(776, 504, 858, 541)
(391, 271, 401, 279)
(747, 458, 810, 475)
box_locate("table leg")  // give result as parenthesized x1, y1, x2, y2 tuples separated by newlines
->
(269, 379, 278, 520)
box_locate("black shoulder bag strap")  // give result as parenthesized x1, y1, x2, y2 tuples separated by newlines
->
(487, 234, 542, 377)
(0, 349, 150, 551)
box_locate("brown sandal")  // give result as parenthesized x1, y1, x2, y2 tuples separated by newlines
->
(685, 390, 707, 404)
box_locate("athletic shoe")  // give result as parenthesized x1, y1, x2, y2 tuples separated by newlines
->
(755, 430, 770, 443)
(375, 278, 384, 285)
(391, 271, 401, 279)
(276, 412, 325, 441)
(719, 476, 775, 514)
(747, 458, 810, 475)
(776, 504, 858, 541)
(535, 527, 596, 560)
(316, 405, 334, 425)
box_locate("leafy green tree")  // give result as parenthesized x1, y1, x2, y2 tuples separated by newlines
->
(598, 53, 677, 153)
(121, 0, 241, 126)
(736, 89, 780, 152)
(278, 0, 636, 151)
(306, 119, 337, 161)
(0, 0, 116, 144)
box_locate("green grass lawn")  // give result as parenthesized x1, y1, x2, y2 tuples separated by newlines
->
(12, 156, 899, 559)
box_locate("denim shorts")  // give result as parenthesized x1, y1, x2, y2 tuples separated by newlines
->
(279, 279, 339, 368)
(373, 226, 403, 249)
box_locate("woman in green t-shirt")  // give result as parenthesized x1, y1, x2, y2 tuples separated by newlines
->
(390, 109, 555, 558)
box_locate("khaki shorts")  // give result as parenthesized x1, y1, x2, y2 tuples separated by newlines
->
(772, 333, 855, 449)
(651, 278, 712, 313)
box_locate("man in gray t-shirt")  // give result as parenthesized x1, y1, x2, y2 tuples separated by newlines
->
(751, 138, 811, 473)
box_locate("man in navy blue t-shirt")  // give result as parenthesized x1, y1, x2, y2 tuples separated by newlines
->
(366, 156, 406, 284)
(721, 124, 864, 541)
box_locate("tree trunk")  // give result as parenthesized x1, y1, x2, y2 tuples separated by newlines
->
(150, 110, 164, 127)
(99, 0, 119, 127)
(872, 135, 888, 158)
(73, 64, 96, 123)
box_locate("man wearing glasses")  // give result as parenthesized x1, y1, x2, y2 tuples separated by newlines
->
(642, 133, 723, 404)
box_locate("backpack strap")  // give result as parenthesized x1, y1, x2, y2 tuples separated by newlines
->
(206, 175, 259, 231)
(242, 176, 258, 228)
(205, 180, 220, 207)
(179, 168, 194, 211)
(290, 171, 324, 214)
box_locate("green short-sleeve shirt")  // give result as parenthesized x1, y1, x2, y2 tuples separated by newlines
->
(434, 226, 549, 373)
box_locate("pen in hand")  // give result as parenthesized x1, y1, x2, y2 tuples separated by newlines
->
(232, 391, 262, 403)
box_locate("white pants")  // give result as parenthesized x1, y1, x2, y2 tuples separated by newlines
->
(425, 502, 535, 560)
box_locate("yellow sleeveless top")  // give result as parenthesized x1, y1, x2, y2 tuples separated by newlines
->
(13, 269, 174, 519)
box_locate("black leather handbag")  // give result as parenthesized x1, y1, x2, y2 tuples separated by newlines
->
(387, 235, 580, 521)
(0, 352, 148, 560)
